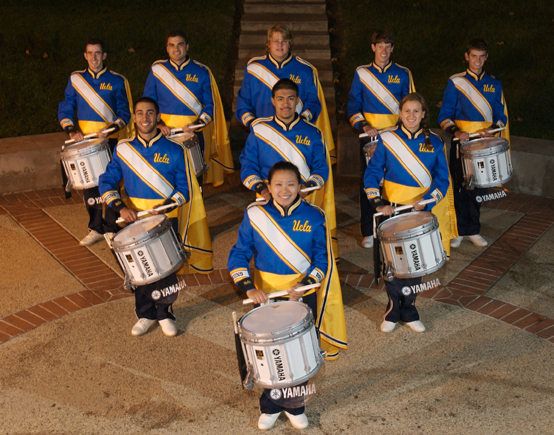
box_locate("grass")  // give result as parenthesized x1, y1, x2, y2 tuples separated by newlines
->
(330, 0, 554, 140)
(0, 0, 239, 138)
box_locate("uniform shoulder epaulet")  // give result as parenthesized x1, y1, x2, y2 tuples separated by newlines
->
(449, 72, 465, 80)
(116, 137, 133, 147)
(381, 125, 399, 135)
(251, 116, 272, 127)
(394, 63, 411, 73)
(109, 70, 128, 81)
(152, 59, 168, 66)
(247, 55, 267, 65)
(356, 64, 372, 72)
(192, 59, 211, 71)
(295, 56, 317, 71)
(70, 69, 87, 76)
(247, 201, 262, 210)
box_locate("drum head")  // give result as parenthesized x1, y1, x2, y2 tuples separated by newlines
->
(170, 132, 195, 143)
(378, 211, 435, 236)
(69, 137, 106, 151)
(241, 301, 310, 334)
(461, 137, 508, 154)
(113, 215, 167, 242)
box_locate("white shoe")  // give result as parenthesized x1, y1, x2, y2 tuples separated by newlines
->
(380, 320, 397, 333)
(362, 236, 374, 248)
(468, 234, 488, 247)
(284, 411, 309, 429)
(131, 318, 156, 336)
(258, 413, 280, 430)
(450, 236, 463, 248)
(159, 318, 178, 336)
(80, 230, 104, 246)
(406, 320, 426, 333)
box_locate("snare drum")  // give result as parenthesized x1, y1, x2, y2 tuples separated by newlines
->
(170, 132, 209, 177)
(112, 215, 185, 286)
(60, 138, 111, 190)
(377, 211, 446, 280)
(460, 137, 512, 189)
(239, 301, 323, 389)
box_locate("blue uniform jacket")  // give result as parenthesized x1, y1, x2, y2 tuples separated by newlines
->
(240, 115, 329, 191)
(58, 67, 132, 136)
(347, 62, 415, 130)
(364, 125, 449, 211)
(438, 69, 507, 134)
(143, 58, 214, 127)
(235, 54, 321, 127)
(99, 131, 190, 215)
(228, 196, 328, 291)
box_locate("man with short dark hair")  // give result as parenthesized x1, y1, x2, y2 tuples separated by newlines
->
(438, 38, 509, 248)
(99, 97, 193, 337)
(58, 39, 133, 246)
(143, 30, 234, 187)
(347, 30, 415, 249)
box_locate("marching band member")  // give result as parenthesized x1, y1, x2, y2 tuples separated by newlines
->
(143, 29, 234, 187)
(235, 24, 336, 162)
(228, 161, 347, 430)
(364, 93, 456, 333)
(99, 97, 201, 336)
(438, 38, 510, 248)
(347, 30, 415, 249)
(58, 39, 133, 246)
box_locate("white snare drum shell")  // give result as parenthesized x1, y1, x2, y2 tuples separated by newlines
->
(240, 301, 323, 389)
(169, 132, 208, 177)
(61, 138, 111, 189)
(112, 215, 185, 285)
(461, 137, 512, 188)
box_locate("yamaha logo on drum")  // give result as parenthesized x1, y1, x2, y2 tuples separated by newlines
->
(270, 389, 282, 400)
(79, 161, 91, 183)
(490, 158, 498, 181)
(410, 244, 422, 271)
(137, 250, 154, 277)
(272, 349, 287, 381)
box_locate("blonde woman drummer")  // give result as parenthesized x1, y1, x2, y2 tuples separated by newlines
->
(228, 161, 346, 430)
(364, 93, 453, 333)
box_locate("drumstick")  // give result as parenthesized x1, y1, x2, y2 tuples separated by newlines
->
(168, 124, 206, 135)
(452, 127, 506, 142)
(64, 127, 116, 144)
(242, 283, 321, 305)
(115, 203, 178, 224)
(373, 198, 436, 218)
(255, 186, 320, 202)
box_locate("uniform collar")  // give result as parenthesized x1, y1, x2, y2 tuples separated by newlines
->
(273, 113, 301, 131)
(272, 195, 302, 217)
(137, 130, 163, 148)
(88, 66, 107, 79)
(169, 56, 191, 70)
(466, 68, 486, 81)
(268, 53, 293, 69)
(371, 61, 393, 73)
(400, 124, 424, 139)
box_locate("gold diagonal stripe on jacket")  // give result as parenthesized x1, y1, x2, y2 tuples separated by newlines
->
(254, 123, 311, 181)
(452, 76, 492, 122)
(247, 206, 312, 274)
(357, 68, 399, 114)
(117, 143, 175, 197)
(71, 74, 116, 122)
(382, 131, 432, 188)
(152, 64, 203, 115)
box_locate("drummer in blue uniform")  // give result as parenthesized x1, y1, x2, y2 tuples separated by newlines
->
(364, 93, 452, 333)
(228, 161, 334, 430)
(99, 97, 194, 337)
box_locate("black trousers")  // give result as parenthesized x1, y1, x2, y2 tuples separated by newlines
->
(134, 273, 179, 321)
(384, 277, 422, 323)
(359, 137, 375, 237)
(85, 138, 119, 234)
(449, 139, 486, 236)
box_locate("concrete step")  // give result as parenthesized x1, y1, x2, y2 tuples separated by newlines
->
(244, 2, 326, 14)
(240, 31, 330, 47)
(239, 46, 330, 61)
(241, 14, 329, 32)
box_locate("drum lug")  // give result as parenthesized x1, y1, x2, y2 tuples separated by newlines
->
(65, 179, 73, 193)
(384, 265, 395, 282)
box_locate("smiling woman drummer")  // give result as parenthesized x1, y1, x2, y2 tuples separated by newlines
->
(228, 161, 346, 430)
(364, 92, 456, 334)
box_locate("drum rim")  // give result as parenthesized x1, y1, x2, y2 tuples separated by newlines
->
(240, 301, 314, 342)
(113, 215, 171, 248)
(460, 138, 509, 156)
(377, 212, 438, 241)
(254, 355, 324, 389)
(61, 138, 109, 158)
(125, 258, 185, 286)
